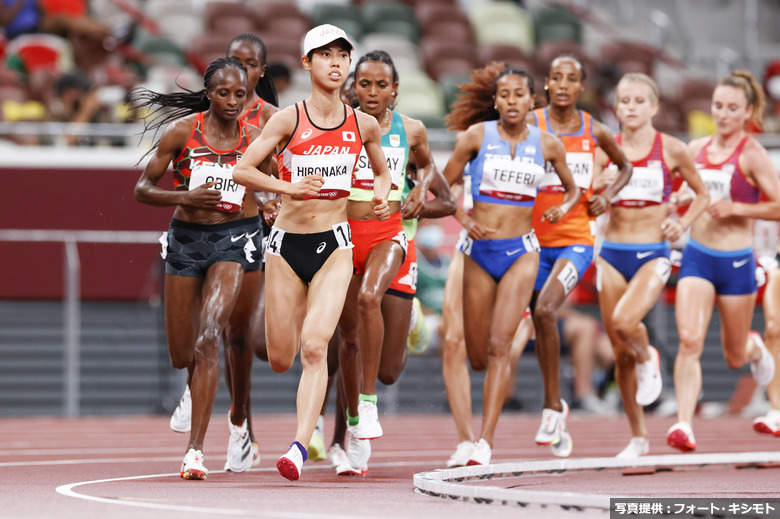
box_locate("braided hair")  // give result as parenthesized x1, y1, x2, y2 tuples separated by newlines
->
(132, 57, 247, 156)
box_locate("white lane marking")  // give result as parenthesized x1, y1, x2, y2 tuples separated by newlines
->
(55, 467, 403, 519)
(414, 451, 780, 510)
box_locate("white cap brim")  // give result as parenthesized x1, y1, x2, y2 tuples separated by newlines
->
(302, 24, 354, 57)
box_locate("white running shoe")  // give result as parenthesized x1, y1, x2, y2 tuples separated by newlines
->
(170, 385, 191, 433)
(180, 448, 207, 480)
(276, 442, 305, 481)
(616, 437, 650, 458)
(225, 417, 252, 473)
(446, 440, 477, 468)
(753, 409, 780, 436)
(535, 400, 573, 457)
(250, 441, 260, 467)
(666, 421, 696, 452)
(354, 400, 383, 440)
(636, 346, 663, 406)
(750, 331, 775, 387)
(328, 443, 348, 470)
(340, 423, 370, 476)
(535, 399, 568, 445)
(308, 424, 326, 462)
(466, 438, 491, 466)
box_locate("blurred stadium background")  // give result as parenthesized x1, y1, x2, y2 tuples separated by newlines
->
(1, 0, 779, 419)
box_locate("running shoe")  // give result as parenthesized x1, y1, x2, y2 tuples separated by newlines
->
(328, 443, 348, 470)
(535, 399, 569, 445)
(407, 297, 431, 355)
(308, 424, 327, 462)
(749, 331, 775, 386)
(616, 437, 650, 458)
(180, 448, 207, 480)
(339, 423, 370, 476)
(666, 421, 696, 452)
(466, 438, 491, 466)
(251, 441, 260, 467)
(170, 385, 191, 433)
(550, 400, 573, 458)
(277, 442, 307, 481)
(446, 440, 477, 468)
(354, 400, 383, 440)
(753, 409, 780, 436)
(636, 346, 663, 406)
(224, 417, 252, 473)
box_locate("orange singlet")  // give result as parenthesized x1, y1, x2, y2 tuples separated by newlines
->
(531, 107, 598, 247)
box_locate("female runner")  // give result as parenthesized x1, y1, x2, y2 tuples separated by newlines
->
(442, 62, 579, 465)
(233, 24, 392, 481)
(592, 72, 709, 457)
(134, 57, 264, 479)
(334, 49, 456, 475)
(528, 54, 632, 457)
(668, 70, 780, 451)
(168, 33, 279, 473)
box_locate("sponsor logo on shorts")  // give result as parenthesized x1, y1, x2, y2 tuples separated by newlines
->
(636, 251, 654, 259)
(733, 258, 749, 268)
(230, 233, 246, 242)
(316, 242, 327, 254)
(506, 248, 524, 256)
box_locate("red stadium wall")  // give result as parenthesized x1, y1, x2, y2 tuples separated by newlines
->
(0, 154, 174, 300)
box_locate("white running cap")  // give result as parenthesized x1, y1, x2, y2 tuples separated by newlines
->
(302, 24, 354, 56)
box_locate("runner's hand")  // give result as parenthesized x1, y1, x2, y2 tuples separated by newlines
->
(185, 181, 221, 208)
(292, 174, 323, 199)
(372, 196, 390, 221)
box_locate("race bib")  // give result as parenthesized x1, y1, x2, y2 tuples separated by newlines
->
(290, 153, 355, 199)
(189, 162, 245, 213)
(611, 164, 664, 207)
(697, 167, 732, 203)
(539, 152, 593, 192)
(479, 155, 544, 201)
(353, 145, 406, 190)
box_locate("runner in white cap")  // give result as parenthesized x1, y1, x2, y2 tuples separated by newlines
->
(233, 24, 391, 481)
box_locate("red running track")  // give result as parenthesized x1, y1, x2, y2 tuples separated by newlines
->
(1, 413, 778, 519)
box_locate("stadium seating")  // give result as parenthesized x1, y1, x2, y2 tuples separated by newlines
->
(360, 33, 422, 74)
(468, 1, 534, 54)
(598, 39, 657, 77)
(476, 43, 536, 73)
(134, 32, 188, 68)
(204, 1, 256, 32)
(531, 5, 582, 45)
(394, 69, 445, 122)
(361, 2, 420, 43)
(438, 72, 471, 113)
(421, 39, 477, 82)
(186, 32, 234, 75)
(310, 3, 364, 41)
(421, 18, 475, 46)
(259, 33, 304, 73)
